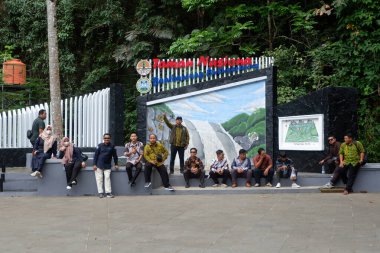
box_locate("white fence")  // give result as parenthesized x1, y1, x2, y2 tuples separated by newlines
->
(0, 88, 110, 148)
(145, 56, 274, 94)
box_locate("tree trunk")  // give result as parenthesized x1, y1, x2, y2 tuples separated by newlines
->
(267, 0, 273, 51)
(46, 0, 63, 139)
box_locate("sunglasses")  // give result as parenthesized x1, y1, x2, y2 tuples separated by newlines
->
(104, 138, 110, 140)
(328, 138, 334, 141)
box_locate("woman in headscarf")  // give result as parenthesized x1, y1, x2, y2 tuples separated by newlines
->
(31, 125, 57, 178)
(58, 137, 86, 190)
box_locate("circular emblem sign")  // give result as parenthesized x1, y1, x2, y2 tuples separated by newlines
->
(136, 77, 152, 94)
(136, 60, 152, 76)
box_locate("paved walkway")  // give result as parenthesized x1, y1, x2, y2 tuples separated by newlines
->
(1, 194, 380, 253)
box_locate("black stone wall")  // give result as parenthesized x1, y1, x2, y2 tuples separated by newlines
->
(137, 67, 277, 159)
(109, 83, 126, 146)
(274, 87, 358, 172)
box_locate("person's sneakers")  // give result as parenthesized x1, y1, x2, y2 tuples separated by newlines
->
(106, 193, 114, 198)
(343, 190, 349, 195)
(30, 171, 38, 177)
(144, 182, 152, 188)
(266, 182, 272, 187)
(276, 183, 281, 188)
(245, 182, 251, 188)
(185, 183, 190, 188)
(199, 183, 205, 188)
(321, 182, 334, 189)
(36, 171, 43, 178)
(169, 170, 174, 175)
(66, 185, 72, 190)
(221, 184, 228, 188)
(254, 183, 260, 187)
(98, 193, 104, 198)
(292, 183, 301, 188)
(130, 182, 136, 187)
(164, 186, 175, 191)
(128, 180, 132, 185)
(231, 182, 237, 188)
(212, 184, 219, 187)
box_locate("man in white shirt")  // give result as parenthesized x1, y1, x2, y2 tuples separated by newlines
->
(209, 150, 231, 188)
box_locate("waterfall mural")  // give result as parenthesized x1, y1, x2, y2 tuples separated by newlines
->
(146, 78, 267, 170)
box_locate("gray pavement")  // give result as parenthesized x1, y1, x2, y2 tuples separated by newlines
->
(1, 194, 380, 253)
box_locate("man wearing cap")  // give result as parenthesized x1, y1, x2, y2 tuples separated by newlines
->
(275, 152, 301, 188)
(163, 112, 190, 174)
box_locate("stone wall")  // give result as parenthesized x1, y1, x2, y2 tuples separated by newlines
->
(274, 87, 358, 172)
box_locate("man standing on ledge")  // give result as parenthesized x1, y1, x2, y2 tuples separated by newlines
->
(163, 112, 190, 174)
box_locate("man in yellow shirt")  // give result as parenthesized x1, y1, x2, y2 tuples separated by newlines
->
(143, 134, 174, 191)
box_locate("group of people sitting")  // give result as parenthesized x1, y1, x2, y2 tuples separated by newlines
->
(29, 109, 365, 197)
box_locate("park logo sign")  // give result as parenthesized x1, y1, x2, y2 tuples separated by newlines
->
(136, 59, 152, 94)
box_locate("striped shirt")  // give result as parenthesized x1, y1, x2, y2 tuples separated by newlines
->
(210, 158, 229, 172)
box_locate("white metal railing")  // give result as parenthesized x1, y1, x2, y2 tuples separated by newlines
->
(145, 56, 274, 94)
(0, 88, 110, 148)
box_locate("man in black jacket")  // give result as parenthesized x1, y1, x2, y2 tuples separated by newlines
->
(163, 112, 189, 174)
(93, 133, 119, 198)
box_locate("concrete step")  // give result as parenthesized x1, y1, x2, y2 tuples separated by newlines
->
(152, 186, 321, 195)
(2, 173, 38, 191)
(0, 191, 37, 197)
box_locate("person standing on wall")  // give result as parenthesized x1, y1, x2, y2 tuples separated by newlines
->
(124, 132, 144, 187)
(29, 109, 47, 146)
(319, 135, 341, 174)
(93, 133, 119, 198)
(163, 112, 189, 174)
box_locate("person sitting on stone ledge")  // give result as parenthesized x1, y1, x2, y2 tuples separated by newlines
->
(230, 149, 252, 188)
(124, 132, 144, 187)
(143, 134, 174, 191)
(31, 125, 57, 178)
(58, 137, 86, 190)
(253, 148, 274, 187)
(322, 133, 365, 195)
(275, 152, 300, 188)
(209, 150, 230, 188)
(319, 135, 341, 174)
(184, 148, 205, 188)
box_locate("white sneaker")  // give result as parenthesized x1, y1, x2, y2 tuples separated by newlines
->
(292, 183, 301, 188)
(266, 182, 272, 187)
(212, 184, 219, 187)
(254, 183, 260, 187)
(321, 182, 333, 189)
(220, 184, 228, 188)
(30, 171, 38, 177)
(66, 185, 72, 190)
(36, 171, 43, 178)
(144, 182, 151, 188)
(164, 186, 175, 191)
(276, 183, 281, 188)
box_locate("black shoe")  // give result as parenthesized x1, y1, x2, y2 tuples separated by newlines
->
(128, 180, 132, 185)
(170, 170, 174, 175)
(185, 183, 190, 188)
(130, 182, 136, 187)
(199, 183, 205, 188)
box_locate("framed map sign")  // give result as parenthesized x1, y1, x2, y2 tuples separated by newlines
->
(278, 114, 324, 151)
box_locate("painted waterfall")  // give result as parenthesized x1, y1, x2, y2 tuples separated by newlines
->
(147, 79, 266, 170)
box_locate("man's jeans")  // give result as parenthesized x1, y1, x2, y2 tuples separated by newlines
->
(331, 163, 361, 192)
(170, 145, 185, 173)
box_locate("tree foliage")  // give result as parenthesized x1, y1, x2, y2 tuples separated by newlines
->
(0, 0, 378, 159)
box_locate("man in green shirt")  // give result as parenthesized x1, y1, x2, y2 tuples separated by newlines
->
(143, 134, 174, 191)
(30, 109, 47, 146)
(163, 113, 189, 174)
(322, 133, 365, 195)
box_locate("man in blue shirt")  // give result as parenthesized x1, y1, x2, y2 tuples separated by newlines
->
(93, 133, 119, 198)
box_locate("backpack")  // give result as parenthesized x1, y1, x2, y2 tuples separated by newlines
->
(353, 141, 367, 165)
(27, 130, 33, 139)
